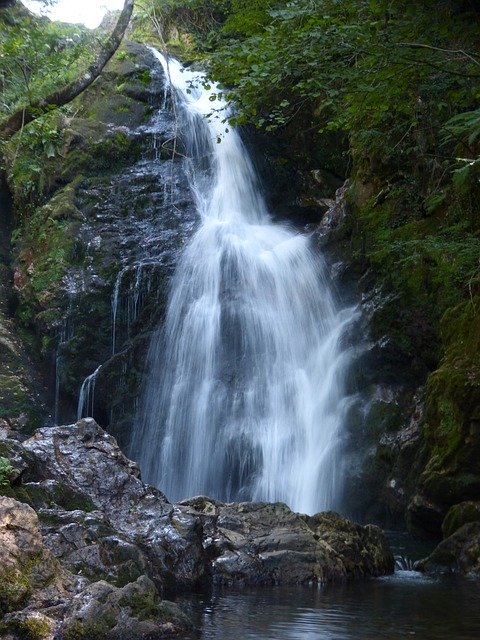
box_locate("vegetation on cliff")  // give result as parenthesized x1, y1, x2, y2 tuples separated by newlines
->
(0, 0, 479, 535)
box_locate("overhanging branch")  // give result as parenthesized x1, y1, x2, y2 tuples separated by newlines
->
(0, 0, 134, 140)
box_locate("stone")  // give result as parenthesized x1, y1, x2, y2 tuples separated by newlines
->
(2, 611, 56, 640)
(416, 521, 480, 576)
(441, 501, 480, 539)
(38, 507, 151, 587)
(60, 575, 192, 640)
(23, 419, 207, 589)
(406, 493, 445, 538)
(182, 499, 394, 586)
(0, 497, 68, 615)
(20, 420, 393, 589)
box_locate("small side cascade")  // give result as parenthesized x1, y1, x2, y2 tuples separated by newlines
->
(77, 365, 102, 420)
(111, 261, 160, 356)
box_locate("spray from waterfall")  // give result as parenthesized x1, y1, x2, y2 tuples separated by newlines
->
(129, 50, 356, 514)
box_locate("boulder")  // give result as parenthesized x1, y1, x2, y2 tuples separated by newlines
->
(0, 496, 70, 616)
(416, 521, 480, 576)
(22, 418, 207, 590)
(442, 501, 480, 539)
(59, 576, 192, 640)
(19, 420, 393, 589)
(184, 498, 394, 586)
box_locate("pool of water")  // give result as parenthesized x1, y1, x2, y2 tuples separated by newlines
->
(181, 572, 480, 640)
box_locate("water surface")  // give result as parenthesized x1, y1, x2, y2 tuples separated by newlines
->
(181, 573, 480, 640)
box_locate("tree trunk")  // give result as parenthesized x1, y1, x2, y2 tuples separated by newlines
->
(0, 0, 134, 140)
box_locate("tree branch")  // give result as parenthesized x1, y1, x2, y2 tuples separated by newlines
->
(397, 42, 480, 68)
(0, 0, 134, 140)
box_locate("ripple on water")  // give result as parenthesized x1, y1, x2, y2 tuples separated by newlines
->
(181, 576, 480, 640)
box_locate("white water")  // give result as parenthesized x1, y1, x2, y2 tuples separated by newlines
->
(77, 364, 102, 420)
(130, 51, 356, 514)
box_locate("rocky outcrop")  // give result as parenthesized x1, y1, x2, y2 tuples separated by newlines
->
(416, 522, 480, 577)
(22, 419, 207, 590)
(0, 497, 195, 639)
(182, 497, 392, 587)
(15, 419, 393, 589)
(415, 501, 480, 576)
(0, 419, 394, 631)
(6, 40, 198, 440)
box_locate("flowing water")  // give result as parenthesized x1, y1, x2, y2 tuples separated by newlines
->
(129, 52, 357, 514)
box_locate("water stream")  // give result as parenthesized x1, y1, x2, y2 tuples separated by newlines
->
(129, 51, 357, 514)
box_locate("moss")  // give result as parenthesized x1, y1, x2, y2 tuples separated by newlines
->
(137, 69, 151, 85)
(8, 615, 53, 640)
(0, 373, 42, 428)
(0, 566, 32, 614)
(421, 297, 480, 489)
(63, 615, 116, 640)
(0, 456, 13, 488)
(119, 587, 159, 620)
(442, 502, 480, 539)
(50, 482, 96, 513)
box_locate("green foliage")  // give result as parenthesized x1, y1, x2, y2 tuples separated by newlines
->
(3, 112, 64, 207)
(0, 5, 96, 122)
(0, 456, 13, 488)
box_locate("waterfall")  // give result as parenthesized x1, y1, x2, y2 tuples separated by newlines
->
(129, 51, 357, 515)
(77, 365, 102, 420)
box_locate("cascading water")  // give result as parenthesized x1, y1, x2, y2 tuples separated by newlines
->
(129, 50, 357, 515)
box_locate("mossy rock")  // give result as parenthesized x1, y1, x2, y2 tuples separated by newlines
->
(3, 612, 55, 640)
(61, 576, 192, 640)
(0, 564, 32, 615)
(442, 501, 480, 539)
(419, 297, 480, 507)
(0, 315, 44, 429)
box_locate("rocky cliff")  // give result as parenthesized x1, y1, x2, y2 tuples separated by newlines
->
(0, 419, 394, 638)
(0, 1, 479, 556)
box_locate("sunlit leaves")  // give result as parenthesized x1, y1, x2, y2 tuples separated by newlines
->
(0, 7, 96, 119)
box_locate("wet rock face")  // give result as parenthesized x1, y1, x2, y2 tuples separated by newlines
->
(183, 498, 393, 586)
(0, 496, 192, 639)
(8, 41, 198, 439)
(3, 420, 394, 594)
(416, 521, 480, 577)
(415, 501, 480, 576)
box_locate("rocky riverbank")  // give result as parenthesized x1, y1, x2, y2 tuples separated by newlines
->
(0, 418, 394, 639)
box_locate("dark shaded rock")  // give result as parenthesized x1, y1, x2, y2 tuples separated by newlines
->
(306, 511, 394, 577)
(442, 501, 480, 539)
(416, 521, 480, 576)
(407, 494, 445, 538)
(341, 385, 426, 530)
(0, 311, 47, 430)
(182, 498, 394, 586)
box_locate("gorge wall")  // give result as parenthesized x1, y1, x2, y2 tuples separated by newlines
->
(0, 1, 479, 544)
